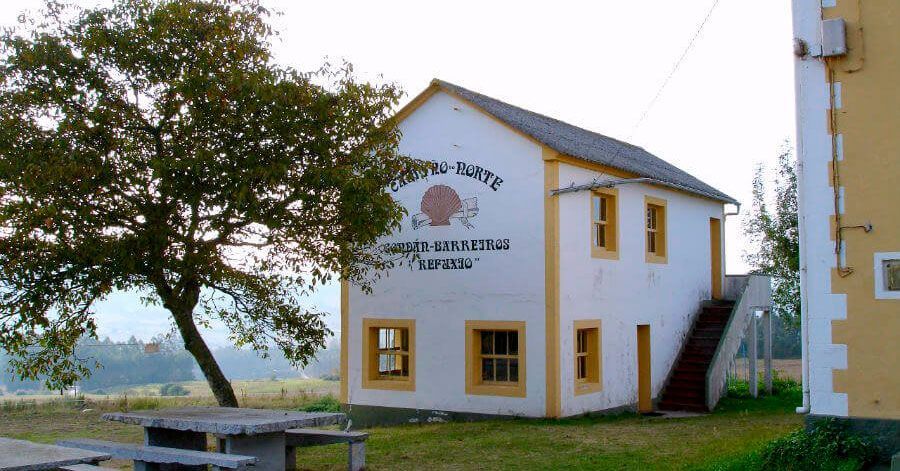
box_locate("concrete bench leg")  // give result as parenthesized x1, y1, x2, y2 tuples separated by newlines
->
(132, 461, 156, 471)
(285, 445, 297, 471)
(348, 442, 365, 471)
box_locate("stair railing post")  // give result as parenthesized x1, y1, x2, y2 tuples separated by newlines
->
(763, 310, 773, 394)
(749, 311, 758, 398)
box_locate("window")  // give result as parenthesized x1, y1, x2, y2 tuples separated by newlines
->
(591, 188, 618, 259)
(466, 321, 526, 397)
(574, 320, 602, 395)
(645, 196, 667, 263)
(362, 318, 415, 391)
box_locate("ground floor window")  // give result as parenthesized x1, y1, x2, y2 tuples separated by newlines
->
(362, 318, 415, 391)
(465, 320, 526, 397)
(574, 320, 602, 395)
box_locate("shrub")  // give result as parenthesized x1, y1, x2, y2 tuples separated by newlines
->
(762, 419, 878, 470)
(300, 395, 341, 413)
(712, 419, 880, 471)
(319, 372, 340, 382)
(726, 371, 800, 399)
(159, 383, 189, 397)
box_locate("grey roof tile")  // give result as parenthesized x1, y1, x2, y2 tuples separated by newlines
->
(433, 79, 736, 204)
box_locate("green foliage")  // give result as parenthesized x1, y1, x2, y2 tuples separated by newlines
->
(711, 419, 880, 471)
(318, 371, 340, 381)
(726, 372, 801, 400)
(0, 0, 425, 402)
(2, 336, 194, 392)
(298, 394, 341, 412)
(159, 383, 189, 396)
(744, 144, 801, 328)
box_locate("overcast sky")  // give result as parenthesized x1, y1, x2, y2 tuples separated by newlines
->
(0, 0, 796, 345)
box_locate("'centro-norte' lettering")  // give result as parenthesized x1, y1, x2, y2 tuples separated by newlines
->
(389, 159, 504, 192)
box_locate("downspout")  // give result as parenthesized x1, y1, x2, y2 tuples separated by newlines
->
(796, 168, 811, 414)
(792, 6, 812, 413)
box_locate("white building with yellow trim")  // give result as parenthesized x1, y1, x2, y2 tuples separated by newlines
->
(792, 0, 899, 456)
(341, 80, 739, 423)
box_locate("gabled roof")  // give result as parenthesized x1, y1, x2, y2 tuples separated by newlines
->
(396, 79, 737, 205)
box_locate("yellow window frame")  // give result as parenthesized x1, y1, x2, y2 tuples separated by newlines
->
(465, 320, 526, 398)
(574, 320, 602, 395)
(590, 188, 619, 260)
(362, 318, 415, 391)
(645, 196, 668, 264)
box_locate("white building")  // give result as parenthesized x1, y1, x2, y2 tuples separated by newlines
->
(340, 80, 739, 424)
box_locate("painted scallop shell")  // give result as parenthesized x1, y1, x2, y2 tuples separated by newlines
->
(421, 185, 462, 226)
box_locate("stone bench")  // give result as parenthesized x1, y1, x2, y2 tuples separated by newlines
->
(284, 429, 368, 471)
(56, 439, 257, 470)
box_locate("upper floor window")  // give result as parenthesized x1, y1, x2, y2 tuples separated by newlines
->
(591, 188, 618, 259)
(645, 196, 668, 264)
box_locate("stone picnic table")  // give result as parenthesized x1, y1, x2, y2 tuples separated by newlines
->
(0, 437, 111, 471)
(102, 407, 344, 471)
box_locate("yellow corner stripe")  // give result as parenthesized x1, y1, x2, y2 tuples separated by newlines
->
(544, 150, 561, 418)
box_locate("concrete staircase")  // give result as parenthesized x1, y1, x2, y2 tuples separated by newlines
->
(658, 301, 735, 412)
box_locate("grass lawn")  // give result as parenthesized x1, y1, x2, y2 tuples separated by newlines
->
(0, 390, 802, 470)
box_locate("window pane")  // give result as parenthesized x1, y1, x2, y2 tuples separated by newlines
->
(598, 224, 606, 248)
(600, 197, 607, 222)
(592, 196, 600, 222)
(480, 331, 493, 355)
(496, 359, 509, 382)
(577, 330, 585, 353)
(648, 232, 656, 253)
(593, 223, 600, 246)
(578, 356, 587, 379)
(509, 359, 519, 382)
(481, 358, 494, 381)
(400, 329, 409, 351)
(508, 331, 518, 355)
(495, 330, 508, 355)
(379, 354, 392, 375)
(401, 354, 410, 376)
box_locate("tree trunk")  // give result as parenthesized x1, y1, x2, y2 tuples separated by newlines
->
(170, 305, 239, 407)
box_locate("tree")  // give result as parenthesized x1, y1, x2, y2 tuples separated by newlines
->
(0, 0, 422, 406)
(744, 144, 801, 328)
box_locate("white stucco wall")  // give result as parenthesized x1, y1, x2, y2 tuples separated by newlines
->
(556, 164, 725, 417)
(792, 0, 849, 417)
(346, 91, 548, 416)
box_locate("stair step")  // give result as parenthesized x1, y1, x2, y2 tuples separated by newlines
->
(667, 379, 705, 391)
(658, 401, 708, 412)
(672, 368, 706, 379)
(663, 388, 704, 399)
(683, 345, 717, 354)
(692, 328, 725, 337)
(679, 356, 712, 365)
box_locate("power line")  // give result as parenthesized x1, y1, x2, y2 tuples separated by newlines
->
(628, 0, 723, 139)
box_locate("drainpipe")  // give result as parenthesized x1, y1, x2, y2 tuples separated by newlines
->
(796, 209, 811, 414)
(792, 14, 812, 415)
